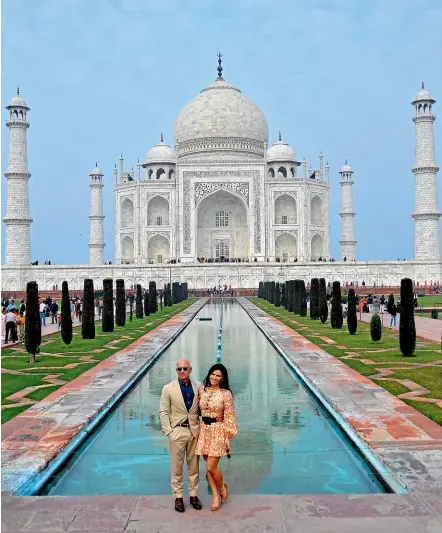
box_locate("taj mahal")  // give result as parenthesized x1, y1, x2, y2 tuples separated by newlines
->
(2, 57, 441, 291)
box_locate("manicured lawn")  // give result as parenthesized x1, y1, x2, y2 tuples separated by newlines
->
(250, 298, 442, 426)
(417, 295, 442, 307)
(1, 300, 196, 424)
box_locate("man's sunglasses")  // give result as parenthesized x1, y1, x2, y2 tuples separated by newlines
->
(176, 367, 189, 372)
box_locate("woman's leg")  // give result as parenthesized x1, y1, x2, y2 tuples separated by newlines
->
(203, 455, 220, 508)
(206, 456, 227, 502)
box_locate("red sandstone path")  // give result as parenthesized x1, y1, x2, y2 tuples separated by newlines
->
(358, 311, 442, 343)
(1, 312, 105, 348)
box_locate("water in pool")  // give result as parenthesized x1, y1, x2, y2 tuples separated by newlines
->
(43, 300, 386, 495)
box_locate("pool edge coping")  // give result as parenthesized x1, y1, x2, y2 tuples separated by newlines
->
(236, 297, 408, 495)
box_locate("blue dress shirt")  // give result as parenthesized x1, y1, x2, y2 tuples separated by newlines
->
(179, 379, 194, 411)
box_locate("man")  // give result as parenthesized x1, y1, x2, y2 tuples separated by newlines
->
(4, 309, 17, 344)
(159, 359, 202, 513)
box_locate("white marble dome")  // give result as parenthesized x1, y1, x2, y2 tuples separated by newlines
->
(7, 91, 29, 109)
(145, 138, 176, 164)
(90, 165, 103, 175)
(413, 84, 435, 103)
(173, 78, 269, 145)
(267, 139, 296, 162)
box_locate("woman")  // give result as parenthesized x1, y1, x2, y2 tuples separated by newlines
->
(196, 363, 238, 511)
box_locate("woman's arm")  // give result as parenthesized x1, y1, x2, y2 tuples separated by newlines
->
(221, 390, 238, 440)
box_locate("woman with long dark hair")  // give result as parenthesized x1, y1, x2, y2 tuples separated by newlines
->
(195, 363, 238, 511)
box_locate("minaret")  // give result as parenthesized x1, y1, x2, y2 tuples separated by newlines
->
(3, 88, 32, 265)
(339, 160, 356, 260)
(89, 164, 105, 265)
(411, 83, 440, 260)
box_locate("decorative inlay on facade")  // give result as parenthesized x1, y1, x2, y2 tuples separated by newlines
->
(273, 190, 297, 201)
(146, 230, 170, 241)
(274, 229, 298, 240)
(183, 175, 191, 253)
(120, 195, 134, 204)
(194, 182, 249, 207)
(253, 174, 261, 253)
(146, 191, 171, 203)
(310, 192, 324, 201)
(178, 137, 265, 155)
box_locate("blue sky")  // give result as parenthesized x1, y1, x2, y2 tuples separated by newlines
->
(2, 0, 442, 264)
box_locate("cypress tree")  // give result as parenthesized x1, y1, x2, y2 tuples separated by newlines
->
(310, 278, 319, 320)
(144, 290, 150, 316)
(172, 282, 179, 304)
(293, 280, 300, 314)
(347, 288, 358, 335)
(136, 284, 143, 318)
(115, 279, 126, 327)
(287, 280, 294, 312)
(258, 281, 263, 298)
(330, 281, 343, 329)
(275, 282, 281, 307)
(182, 282, 188, 300)
(129, 294, 133, 322)
(269, 281, 275, 304)
(61, 280, 73, 346)
(319, 278, 328, 324)
(370, 313, 382, 343)
(82, 278, 96, 339)
(280, 283, 286, 308)
(102, 278, 114, 332)
(25, 281, 41, 363)
(299, 280, 307, 317)
(149, 281, 157, 314)
(399, 277, 416, 357)
(167, 283, 172, 306)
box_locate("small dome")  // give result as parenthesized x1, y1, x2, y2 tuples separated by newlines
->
(412, 83, 435, 103)
(145, 137, 176, 164)
(267, 136, 296, 162)
(341, 161, 352, 172)
(7, 89, 29, 109)
(173, 78, 268, 145)
(90, 164, 102, 175)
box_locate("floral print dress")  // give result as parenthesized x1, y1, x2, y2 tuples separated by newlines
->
(195, 386, 238, 457)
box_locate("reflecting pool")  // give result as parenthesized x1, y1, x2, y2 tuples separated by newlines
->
(43, 300, 386, 495)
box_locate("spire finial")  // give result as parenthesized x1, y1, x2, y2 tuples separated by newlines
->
(326, 161, 329, 166)
(278, 130, 281, 141)
(17, 87, 20, 96)
(115, 163, 117, 168)
(345, 158, 348, 165)
(217, 52, 223, 80)
(160, 132, 164, 143)
(95, 161, 98, 167)
(120, 153, 123, 158)
(422, 81, 425, 89)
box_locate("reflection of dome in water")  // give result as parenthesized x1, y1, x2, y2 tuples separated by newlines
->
(221, 426, 273, 493)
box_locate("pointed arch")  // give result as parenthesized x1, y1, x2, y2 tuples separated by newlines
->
(310, 195, 322, 225)
(311, 233, 323, 260)
(121, 198, 134, 227)
(277, 166, 287, 178)
(121, 236, 134, 262)
(275, 194, 297, 224)
(147, 195, 169, 226)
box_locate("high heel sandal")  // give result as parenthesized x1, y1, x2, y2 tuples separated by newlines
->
(221, 483, 229, 503)
(211, 495, 222, 512)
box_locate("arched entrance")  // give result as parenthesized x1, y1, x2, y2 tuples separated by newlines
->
(147, 234, 170, 263)
(196, 190, 248, 260)
(275, 233, 297, 261)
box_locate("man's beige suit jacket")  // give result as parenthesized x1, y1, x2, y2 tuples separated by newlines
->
(159, 379, 201, 440)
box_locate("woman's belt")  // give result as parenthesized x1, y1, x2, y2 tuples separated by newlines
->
(202, 416, 220, 425)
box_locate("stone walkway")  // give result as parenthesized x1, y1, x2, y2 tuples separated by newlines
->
(358, 311, 442, 343)
(2, 297, 442, 532)
(2, 493, 442, 532)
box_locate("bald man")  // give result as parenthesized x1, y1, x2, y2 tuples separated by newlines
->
(159, 359, 202, 512)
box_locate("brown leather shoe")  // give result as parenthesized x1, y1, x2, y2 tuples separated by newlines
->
(175, 498, 185, 512)
(190, 496, 202, 510)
